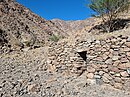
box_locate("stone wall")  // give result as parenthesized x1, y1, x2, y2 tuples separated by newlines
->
(46, 35, 130, 89)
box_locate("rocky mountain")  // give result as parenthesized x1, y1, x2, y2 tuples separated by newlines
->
(51, 17, 100, 36)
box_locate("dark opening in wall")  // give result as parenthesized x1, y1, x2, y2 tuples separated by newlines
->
(77, 51, 87, 61)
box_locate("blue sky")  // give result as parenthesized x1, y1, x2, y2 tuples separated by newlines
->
(16, 0, 93, 20)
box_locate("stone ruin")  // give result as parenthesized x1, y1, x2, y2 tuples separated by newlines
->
(45, 35, 130, 89)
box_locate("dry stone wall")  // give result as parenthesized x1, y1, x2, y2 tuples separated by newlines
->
(47, 35, 130, 89)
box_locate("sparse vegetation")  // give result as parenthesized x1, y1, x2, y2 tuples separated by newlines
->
(88, 0, 130, 32)
(49, 34, 60, 42)
(23, 41, 31, 47)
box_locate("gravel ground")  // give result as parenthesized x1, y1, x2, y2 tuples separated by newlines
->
(0, 50, 130, 97)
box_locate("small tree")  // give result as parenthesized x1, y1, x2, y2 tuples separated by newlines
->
(88, 0, 130, 32)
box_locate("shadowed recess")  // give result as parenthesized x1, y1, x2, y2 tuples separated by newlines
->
(77, 51, 87, 61)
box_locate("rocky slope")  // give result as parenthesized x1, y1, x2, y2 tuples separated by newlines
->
(0, 0, 69, 53)
(1, 0, 130, 97)
(51, 17, 100, 36)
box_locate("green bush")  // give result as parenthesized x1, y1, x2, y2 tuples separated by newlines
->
(49, 34, 60, 42)
(88, 0, 130, 32)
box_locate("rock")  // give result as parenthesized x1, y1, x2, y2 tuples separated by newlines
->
(112, 56, 119, 61)
(95, 40, 100, 44)
(114, 77, 122, 83)
(113, 60, 120, 66)
(73, 64, 82, 68)
(22, 47, 30, 52)
(87, 73, 94, 79)
(102, 68, 109, 73)
(87, 55, 97, 59)
(111, 38, 117, 42)
(108, 53, 113, 58)
(118, 63, 130, 69)
(109, 71, 115, 75)
(126, 42, 130, 48)
(94, 75, 101, 79)
(122, 47, 130, 52)
(111, 45, 120, 49)
(113, 48, 119, 51)
(121, 39, 127, 43)
(115, 73, 121, 77)
(127, 68, 130, 74)
(126, 52, 130, 57)
(108, 66, 120, 72)
(120, 57, 129, 63)
(104, 73, 112, 80)
(102, 64, 108, 68)
(94, 57, 103, 61)
(87, 66, 95, 73)
(90, 64, 100, 70)
(0, 9, 2, 15)
(128, 57, 130, 61)
(121, 77, 129, 81)
(113, 51, 119, 56)
(102, 54, 109, 60)
(120, 71, 129, 77)
(102, 73, 112, 83)
(99, 71, 105, 75)
(102, 76, 110, 83)
(105, 59, 112, 64)
(127, 37, 130, 42)
(114, 83, 123, 89)
(66, 63, 72, 67)
(101, 48, 107, 52)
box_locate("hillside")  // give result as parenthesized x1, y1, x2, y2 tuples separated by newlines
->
(1, 0, 130, 97)
(0, 0, 69, 53)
